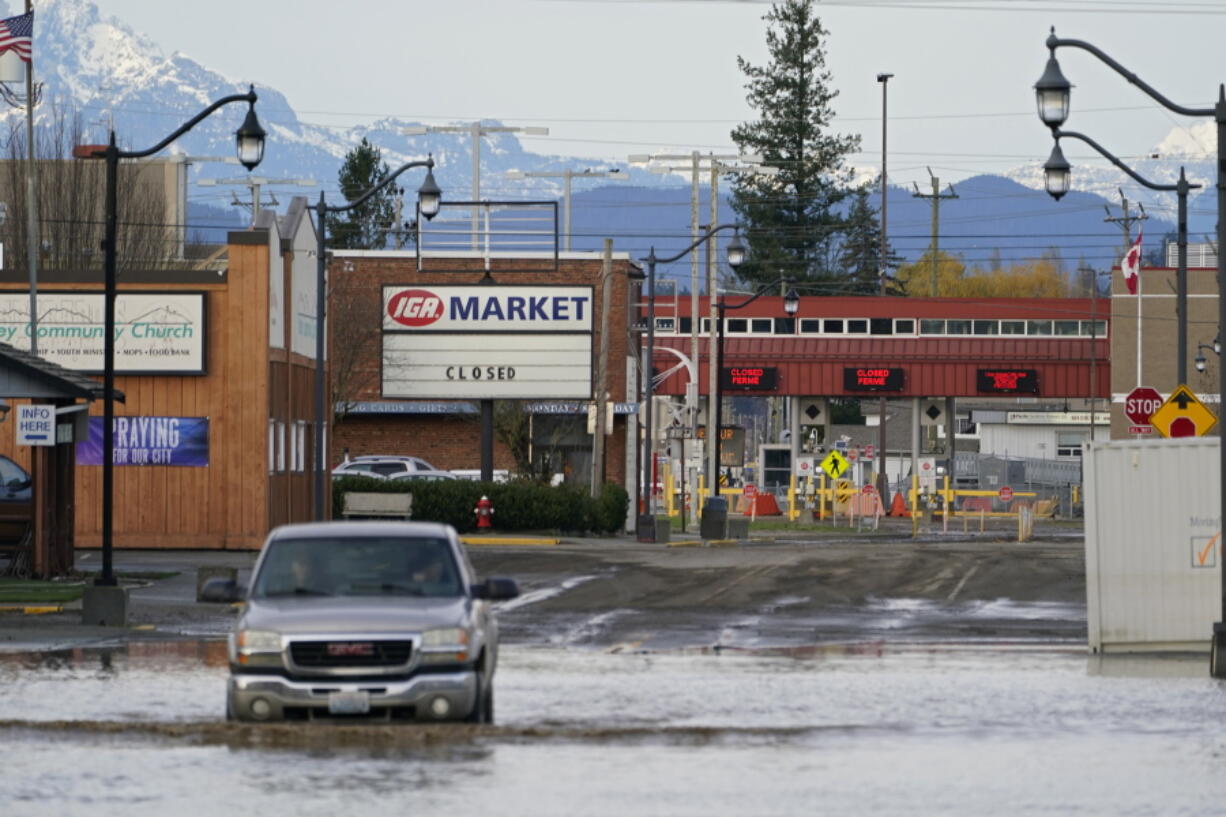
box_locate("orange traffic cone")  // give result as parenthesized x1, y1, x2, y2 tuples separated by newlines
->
(889, 491, 910, 517)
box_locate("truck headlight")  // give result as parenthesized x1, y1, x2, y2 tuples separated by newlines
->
(236, 629, 282, 654)
(420, 628, 470, 663)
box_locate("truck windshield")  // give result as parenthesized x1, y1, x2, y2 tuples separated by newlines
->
(251, 535, 462, 599)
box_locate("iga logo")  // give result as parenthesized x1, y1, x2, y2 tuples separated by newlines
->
(387, 289, 445, 327)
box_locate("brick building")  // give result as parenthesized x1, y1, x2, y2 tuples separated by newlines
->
(1109, 261, 1221, 438)
(326, 250, 641, 491)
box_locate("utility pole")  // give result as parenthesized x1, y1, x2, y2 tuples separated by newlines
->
(630, 152, 776, 503)
(197, 176, 315, 227)
(405, 123, 550, 249)
(913, 167, 958, 297)
(506, 167, 626, 251)
(876, 72, 893, 505)
(1105, 191, 1148, 385)
(593, 239, 614, 497)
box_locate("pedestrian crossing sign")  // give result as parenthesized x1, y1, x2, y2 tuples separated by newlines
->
(819, 450, 850, 480)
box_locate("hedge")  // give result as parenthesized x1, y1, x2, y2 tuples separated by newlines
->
(332, 476, 629, 535)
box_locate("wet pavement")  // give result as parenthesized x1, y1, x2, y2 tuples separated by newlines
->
(4, 537, 1222, 814)
(2, 640, 1226, 816)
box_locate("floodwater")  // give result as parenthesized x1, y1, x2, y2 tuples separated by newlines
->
(2, 639, 1226, 816)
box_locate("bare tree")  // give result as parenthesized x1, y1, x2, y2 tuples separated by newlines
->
(0, 104, 183, 275)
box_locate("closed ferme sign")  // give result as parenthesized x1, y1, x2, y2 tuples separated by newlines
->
(381, 285, 593, 399)
(0, 292, 206, 374)
(977, 368, 1039, 394)
(720, 367, 778, 390)
(844, 367, 905, 391)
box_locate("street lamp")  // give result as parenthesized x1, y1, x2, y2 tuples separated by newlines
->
(711, 281, 800, 498)
(74, 86, 266, 588)
(307, 157, 442, 520)
(1195, 337, 1221, 373)
(1042, 129, 1201, 382)
(637, 223, 746, 543)
(1036, 28, 1226, 675)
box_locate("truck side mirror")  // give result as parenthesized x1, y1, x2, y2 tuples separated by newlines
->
(471, 577, 520, 601)
(200, 577, 244, 604)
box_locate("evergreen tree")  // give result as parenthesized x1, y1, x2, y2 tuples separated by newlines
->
(327, 138, 398, 250)
(730, 0, 860, 288)
(836, 183, 902, 294)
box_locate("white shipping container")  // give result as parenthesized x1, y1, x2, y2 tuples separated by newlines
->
(1085, 436, 1222, 652)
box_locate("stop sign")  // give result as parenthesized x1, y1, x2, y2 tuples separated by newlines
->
(1125, 387, 1163, 425)
(999, 485, 1014, 502)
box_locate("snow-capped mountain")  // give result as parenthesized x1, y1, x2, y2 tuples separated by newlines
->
(4, 0, 676, 208)
(1006, 121, 1218, 235)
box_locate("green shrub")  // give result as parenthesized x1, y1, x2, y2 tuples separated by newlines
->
(332, 476, 629, 534)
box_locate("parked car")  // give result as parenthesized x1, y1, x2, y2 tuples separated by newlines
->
(203, 521, 519, 723)
(0, 454, 31, 547)
(449, 469, 511, 483)
(387, 469, 457, 482)
(332, 456, 439, 479)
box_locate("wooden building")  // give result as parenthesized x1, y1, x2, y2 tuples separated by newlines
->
(0, 198, 321, 550)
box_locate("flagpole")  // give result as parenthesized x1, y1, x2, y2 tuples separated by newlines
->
(23, 1, 36, 356)
(1136, 243, 1142, 388)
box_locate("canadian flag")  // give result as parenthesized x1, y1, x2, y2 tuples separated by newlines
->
(1121, 229, 1143, 295)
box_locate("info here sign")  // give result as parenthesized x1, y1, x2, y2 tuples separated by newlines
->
(381, 285, 594, 400)
(16, 404, 55, 446)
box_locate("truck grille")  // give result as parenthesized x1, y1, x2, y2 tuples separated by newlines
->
(290, 640, 413, 668)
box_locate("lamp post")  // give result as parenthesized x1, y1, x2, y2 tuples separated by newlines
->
(1035, 29, 1226, 674)
(307, 158, 442, 520)
(74, 86, 266, 587)
(712, 281, 800, 497)
(637, 224, 746, 543)
(1195, 337, 1221, 373)
(1042, 130, 1201, 383)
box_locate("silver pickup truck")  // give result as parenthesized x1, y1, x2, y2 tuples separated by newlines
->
(202, 520, 519, 723)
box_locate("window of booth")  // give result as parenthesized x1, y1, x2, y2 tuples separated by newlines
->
(974, 320, 999, 335)
(1054, 320, 1080, 336)
(920, 319, 944, 335)
(1001, 320, 1026, 335)
(847, 319, 868, 334)
(727, 318, 748, 333)
(947, 320, 971, 335)
(1027, 320, 1053, 335)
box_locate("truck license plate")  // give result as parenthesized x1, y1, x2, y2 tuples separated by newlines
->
(328, 690, 370, 715)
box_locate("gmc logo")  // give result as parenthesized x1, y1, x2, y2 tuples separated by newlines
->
(327, 642, 375, 657)
(387, 289, 444, 327)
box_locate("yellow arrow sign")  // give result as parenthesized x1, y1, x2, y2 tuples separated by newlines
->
(1150, 384, 1218, 438)
(819, 450, 850, 480)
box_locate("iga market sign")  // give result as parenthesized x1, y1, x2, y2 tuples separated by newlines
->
(381, 286, 593, 399)
(0, 292, 206, 374)
(76, 417, 209, 466)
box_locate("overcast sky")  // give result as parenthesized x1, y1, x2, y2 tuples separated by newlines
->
(90, 0, 1226, 189)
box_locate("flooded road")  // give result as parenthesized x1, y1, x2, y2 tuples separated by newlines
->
(2, 640, 1225, 816)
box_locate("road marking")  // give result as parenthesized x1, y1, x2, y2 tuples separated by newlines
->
(697, 565, 775, 605)
(947, 565, 979, 602)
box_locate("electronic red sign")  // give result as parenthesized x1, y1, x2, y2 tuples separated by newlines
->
(844, 367, 905, 391)
(720, 367, 778, 390)
(977, 369, 1039, 394)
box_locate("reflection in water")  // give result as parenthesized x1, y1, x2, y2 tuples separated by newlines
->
(3, 644, 1226, 816)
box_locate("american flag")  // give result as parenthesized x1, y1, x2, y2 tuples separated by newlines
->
(0, 11, 32, 64)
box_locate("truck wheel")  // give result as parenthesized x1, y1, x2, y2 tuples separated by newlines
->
(465, 677, 487, 723)
(481, 686, 494, 725)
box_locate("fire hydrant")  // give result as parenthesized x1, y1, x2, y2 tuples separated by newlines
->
(474, 495, 494, 529)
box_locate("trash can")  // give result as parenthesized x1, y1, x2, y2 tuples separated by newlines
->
(701, 497, 728, 540)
